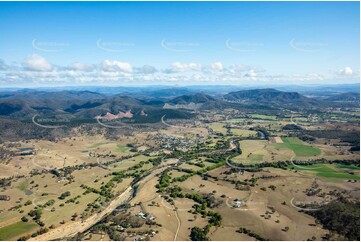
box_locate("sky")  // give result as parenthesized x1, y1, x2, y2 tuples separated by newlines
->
(0, 1, 359, 87)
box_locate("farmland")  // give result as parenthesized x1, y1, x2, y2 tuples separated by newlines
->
(274, 137, 321, 157)
(0, 88, 359, 241)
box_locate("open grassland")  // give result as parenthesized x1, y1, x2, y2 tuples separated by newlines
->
(0, 134, 145, 178)
(336, 164, 360, 170)
(115, 145, 130, 153)
(107, 155, 151, 170)
(249, 114, 278, 120)
(273, 137, 321, 157)
(209, 122, 227, 134)
(159, 165, 336, 240)
(0, 221, 39, 241)
(289, 164, 360, 180)
(281, 137, 304, 144)
(0, 149, 137, 241)
(232, 140, 293, 164)
(231, 129, 257, 137)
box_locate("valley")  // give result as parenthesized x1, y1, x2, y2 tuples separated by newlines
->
(0, 87, 359, 241)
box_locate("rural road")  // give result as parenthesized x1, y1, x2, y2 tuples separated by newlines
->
(30, 163, 173, 241)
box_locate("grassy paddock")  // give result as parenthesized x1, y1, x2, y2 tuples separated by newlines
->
(274, 137, 321, 156)
(290, 164, 359, 179)
(0, 221, 38, 240)
(249, 114, 277, 120)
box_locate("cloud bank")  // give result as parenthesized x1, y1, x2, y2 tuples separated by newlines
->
(0, 55, 359, 87)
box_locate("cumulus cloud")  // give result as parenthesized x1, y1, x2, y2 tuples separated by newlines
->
(209, 62, 223, 72)
(201, 62, 224, 75)
(337, 67, 353, 76)
(164, 62, 201, 73)
(23, 54, 52, 71)
(228, 65, 265, 75)
(244, 69, 257, 78)
(2, 58, 357, 86)
(101, 60, 132, 73)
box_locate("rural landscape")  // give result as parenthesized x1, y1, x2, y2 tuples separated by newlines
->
(0, 1, 359, 241)
(0, 85, 359, 241)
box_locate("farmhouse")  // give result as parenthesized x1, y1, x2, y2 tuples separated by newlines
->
(233, 200, 245, 208)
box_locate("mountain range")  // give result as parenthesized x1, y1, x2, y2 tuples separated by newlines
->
(0, 88, 359, 121)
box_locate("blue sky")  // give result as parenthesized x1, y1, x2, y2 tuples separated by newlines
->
(0, 1, 359, 87)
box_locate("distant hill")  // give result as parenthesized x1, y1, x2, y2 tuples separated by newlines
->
(0, 102, 24, 115)
(0, 90, 106, 101)
(168, 93, 216, 105)
(223, 88, 322, 109)
(0, 88, 356, 120)
(0, 90, 195, 123)
(325, 92, 360, 102)
(144, 88, 194, 98)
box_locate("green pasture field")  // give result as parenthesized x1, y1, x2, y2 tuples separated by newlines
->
(0, 221, 38, 240)
(274, 137, 321, 157)
(289, 164, 359, 179)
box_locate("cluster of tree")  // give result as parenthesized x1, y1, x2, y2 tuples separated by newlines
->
(190, 226, 209, 241)
(82, 184, 114, 199)
(188, 161, 205, 168)
(172, 173, 194, 183)
(298, 134, 316, 142)
(65, 195, 81, 204)
(28, 209, 42, 221)
(304, 130, 360, 146)
(149, 157, 162, 166)
(236, 227, 268, 241)
(113, 213, 145, 228)
(28, 209, 44, 226)
(282, 124, 303, 131)
(349, 145, 360, 152)
(155, 170, 171, 191)
(306, 198, 360, 241)
(0, 119, 71, 143)
(291, 158, 359, 167)
(43, 199, 55, 207)
(58, 191, 71, 200)
(207, 210, 222, 226)
(24, 200, 32, 206)
(166, 185, 183, 198)
(91, 224, 125, 241)
(17, 227, 49, 241)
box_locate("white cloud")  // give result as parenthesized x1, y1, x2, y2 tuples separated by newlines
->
(337, 67, 353, 76)
(209, 62, 223, 72)
(68, 62, 95, 72)
(101, 60, 132, 73)
(201, 62, 224, 75)
(228, 65, 266, 75)
(2, 58, 358, 86)
(164, 62, 201, 73)
(244, 69, 257, 78)
(23, 54, 52, 71)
